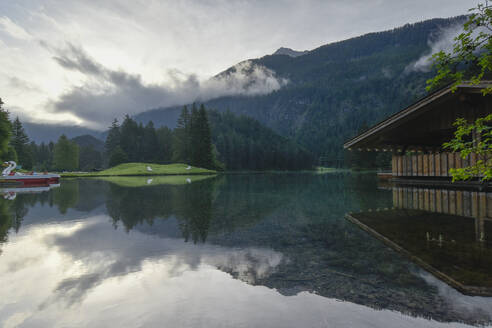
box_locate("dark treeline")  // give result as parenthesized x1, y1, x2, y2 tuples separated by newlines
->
(209, 110, 315, 170)
(105, 103, 217, 170)
(105, 103, 315, 171)
(0, 99, 80, 171)
(0, 98, 315, 171)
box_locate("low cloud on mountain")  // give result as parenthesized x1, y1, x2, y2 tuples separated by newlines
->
(47, 43, 287, 129)
(406, 20, 466, 73)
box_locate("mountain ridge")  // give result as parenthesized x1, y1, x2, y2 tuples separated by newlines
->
(135, 15, 467, 159)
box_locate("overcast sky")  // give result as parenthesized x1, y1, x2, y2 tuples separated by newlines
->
(0, 0, 471, 129)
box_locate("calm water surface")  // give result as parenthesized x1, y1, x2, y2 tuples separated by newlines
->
(0, 173, 491, 328)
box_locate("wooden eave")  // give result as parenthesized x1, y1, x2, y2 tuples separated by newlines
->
(343, 82, 492, 151)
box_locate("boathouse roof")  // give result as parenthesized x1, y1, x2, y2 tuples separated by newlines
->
(343, 82, 492, 151)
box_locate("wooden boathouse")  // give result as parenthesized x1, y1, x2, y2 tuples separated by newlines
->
(343, 82, 492, 181)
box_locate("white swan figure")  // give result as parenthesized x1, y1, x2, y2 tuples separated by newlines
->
(186, 165, 191, 170)
(146, 166, 153, 172)
(2, 161, 17, 176)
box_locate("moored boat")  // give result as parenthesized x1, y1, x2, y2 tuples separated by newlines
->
(0, 161, 60, 187)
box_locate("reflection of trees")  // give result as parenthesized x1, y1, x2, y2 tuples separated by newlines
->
(106, 179, 217, 243)
(53, 180, 80, 214)
(0, 201, 11, 244)
(0, 196, 29, 248)
(106, 183, 175, 231)
(175, 180, 214, 243)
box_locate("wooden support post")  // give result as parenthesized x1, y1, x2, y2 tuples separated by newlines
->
(392, 156, 397, 176)
(417, 154, 423, 176)
(429, 153, 435, 176)
(441, 153, 448, 177)
(436, 190, 442, 213)
(403, 155, 407, 176)
(413, 188, 419, 209)
(442, 189, 449, 214)
(464, 191, 471, 217)
(449, 190, 456, 215)
(423, 154, 429, 176)
(412, 154, 418, 176)
(398, 155, 403, 176)
(424, 188, 430, 211)
(455, 153, 462, 170)
(435, 153, 441, 176)
(448, 152, 455, 173)
(418, 188, 424, 210)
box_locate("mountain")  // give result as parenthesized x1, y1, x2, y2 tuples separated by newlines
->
(71, 134, 105, 152)
(273, 47, 308, 57)
(24, 122, 104, 143)
(135, 16, 467, 160)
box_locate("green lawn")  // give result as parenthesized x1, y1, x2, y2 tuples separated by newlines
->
(60, 163, 216, 177)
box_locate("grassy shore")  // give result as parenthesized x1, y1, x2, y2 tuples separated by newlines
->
(60, 163, 215, 177)
(96, 175, 216, 187)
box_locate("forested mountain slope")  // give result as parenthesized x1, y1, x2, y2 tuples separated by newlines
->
(135, 16, 466, 160)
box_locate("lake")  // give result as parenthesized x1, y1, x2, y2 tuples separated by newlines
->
(0, 173, 491, 328)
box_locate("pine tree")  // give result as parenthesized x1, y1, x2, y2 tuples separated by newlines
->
(0, 98, 11, 161)
(156, 126, 173, 162)
(196, 105, 214, 169)
(53, 135, 79, 171)
(10, 117, 33, 169)
(172, 106, 190, 163)
(142, 121, 159, 162)
(190, 105, 200, 166)
(109, 146, 128, 168)
(120, 115, 139, 162)
(105, 119, 121, 156)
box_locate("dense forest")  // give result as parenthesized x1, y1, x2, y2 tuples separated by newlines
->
(135, 16, 467, 163)
(0, 99, 315, 171)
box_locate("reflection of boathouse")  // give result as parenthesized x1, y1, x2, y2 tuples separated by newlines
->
(344, 83, 492, 296)
(344, 83, 491, 181)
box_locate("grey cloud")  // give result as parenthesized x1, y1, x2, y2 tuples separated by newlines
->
(8, 77, 41, 92)
(48, 42, 287, 129)
(406, 21, 467, 73)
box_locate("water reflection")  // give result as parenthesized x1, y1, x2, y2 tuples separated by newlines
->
(349, 185, 492, 297)
(0, 174, 491, 327)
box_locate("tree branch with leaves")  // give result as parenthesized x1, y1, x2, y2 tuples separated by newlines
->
(428, 1, 492, 181)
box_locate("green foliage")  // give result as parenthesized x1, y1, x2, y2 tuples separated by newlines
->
(172, 106, 191, 163)
(427, 2, 492, 181)
(443, 114, 492, 181)
(79, 145, 102, 171)
(173, 104, 216, 169)
(53, 135, 79, 171)
(6, 145, 17, 163)
(156, 126, 173, 162)
(105, 119, 121, 156)
(427, 2, 492, 94)
(209, 110, 315, 170)
(0, 98, 11, 161)
(10, 117, 33, 169)
(108, 146, 128, 167)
